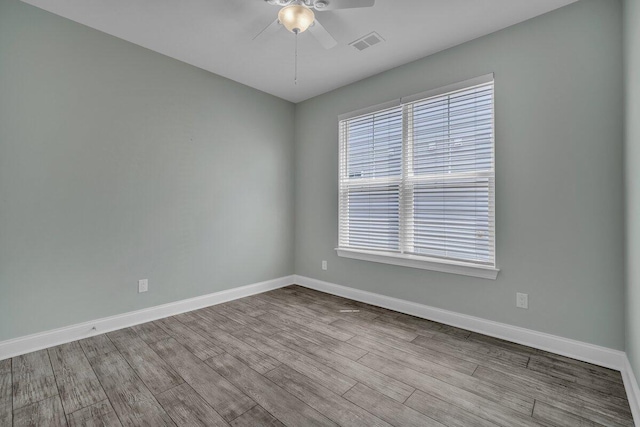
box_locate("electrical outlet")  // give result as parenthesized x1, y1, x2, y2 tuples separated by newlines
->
(516, 292, 528, 309)
(322, 260, 328, 271)
(138, 279, 148, 293)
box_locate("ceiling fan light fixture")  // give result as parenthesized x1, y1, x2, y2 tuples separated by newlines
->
(278, 4, 315, 34)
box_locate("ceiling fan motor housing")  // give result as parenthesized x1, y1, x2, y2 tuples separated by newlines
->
(265, 0, 328, 10)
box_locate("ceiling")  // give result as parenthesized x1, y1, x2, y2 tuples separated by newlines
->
(21, 0, 578, 103)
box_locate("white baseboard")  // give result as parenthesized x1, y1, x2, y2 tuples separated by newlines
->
(623, 356, 640, 425)
(293, 275, 627, 371)
(0, 275, 294, 361)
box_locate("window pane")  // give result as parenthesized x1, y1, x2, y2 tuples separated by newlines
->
(412, 85, 493, 176)
(339, 78, 495, 268)
(346, 184, 400, 251)
(347, 107, 403, 179)
(410, 177, 493, 263)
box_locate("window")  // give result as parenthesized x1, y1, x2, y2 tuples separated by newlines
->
(337, 75, 498, 279)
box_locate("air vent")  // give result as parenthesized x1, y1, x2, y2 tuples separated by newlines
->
(349, 32, 384, 51)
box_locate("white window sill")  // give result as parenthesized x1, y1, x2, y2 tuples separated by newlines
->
(335, 248, 499, 280)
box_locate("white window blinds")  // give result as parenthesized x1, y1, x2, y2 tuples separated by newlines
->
(338, 76, 495, 268)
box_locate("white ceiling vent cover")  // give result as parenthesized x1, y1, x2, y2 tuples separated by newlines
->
(349, 32, 384, 51)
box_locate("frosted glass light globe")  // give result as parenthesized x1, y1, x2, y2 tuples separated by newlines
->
(278, 4, 315, 34)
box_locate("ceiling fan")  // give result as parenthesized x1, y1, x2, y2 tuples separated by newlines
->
(254, 0, 376, 49)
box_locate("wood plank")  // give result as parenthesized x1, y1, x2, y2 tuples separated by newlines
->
(273, 287, 383, 322)
(224, 299, 269, 318)
(311, 296, 400, 318)
(347, 332, 478, 376)
(416, 333, 530, 368)
(258, 310, 354, 342)
(231, 297, 273, 318)
(467, 333, 540, 357)
(13, 350, 56, 378)
(229, 405, 284, 427)
(479, 362, 631, 415)
(272, 330, 415, 403)
(265, 365, 392, 427)
(13, 395, 67, 427)
(107, 328, 183, 395)
(205, 353, 338, 427)
(429, 333, 529, 367)
(532, 400, 600, 427)
(266, 288, 382, 322)
(359, 352, 544, 427)
(190, 307, 246, 333)
(12, 350, 59, 409)
(0, 359, 12, 427)
(411, 335, 529, 369)
(305, 301, 381, 322)
(277, 286, 386, 320)
(527, 355, 627, 398)
(284, 286, 380, 314)
(253, 294, 342, 327)
(534, 352, 624, 385)
(79, 335, 117, 361)
(343, 383, 446, 427)
(154, 316, 224, 360)
(211, 304, 283, 336)
(88, 350, 175, 426)
(281, 327, 368, 361)
(232, 328, 357, 395)
(348, 335, 534, 415)
(131, 322, 171, 345)
(48, 342, 108, 414)
(405, 389, 500, 427)
(331, 316, 420, 342)
(156, 383, 229, 427)
(105, 327, 147, 349)
(334, 319, 433, 349)
(473, 365, 633, 426)
(67, 400, 122, 427)
(373, 314, 439, 338)
(379, 312, 472, 339)
(148, 338, 255, 422)
(178, 317, 281, 375)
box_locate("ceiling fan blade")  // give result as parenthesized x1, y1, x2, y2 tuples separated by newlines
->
(252, 18, 282, 41)
(308, 19, 338, 49)
(315, 0, 375, 11)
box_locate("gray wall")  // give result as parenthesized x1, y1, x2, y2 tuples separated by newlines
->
(0, 0, 295, 341)
(0, 0, 628, 352)
(294, 0, 625, 349)
(625, 0, 640, 374)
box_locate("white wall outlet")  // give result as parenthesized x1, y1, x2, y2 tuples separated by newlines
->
(516, 292, 528, 309)
(138, 279, 148, 293)
(322, 260, 328, 271)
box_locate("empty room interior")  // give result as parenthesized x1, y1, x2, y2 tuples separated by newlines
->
(1, 0, 640, 425)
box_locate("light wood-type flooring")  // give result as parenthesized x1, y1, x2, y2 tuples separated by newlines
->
(0, 285, 634, 426)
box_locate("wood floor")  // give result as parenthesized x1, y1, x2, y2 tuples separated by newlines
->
(0, 285, 634, 427)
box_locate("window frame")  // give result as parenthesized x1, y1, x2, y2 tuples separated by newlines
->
(336, 74, 499, 280)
